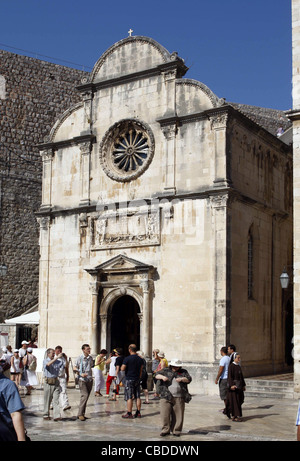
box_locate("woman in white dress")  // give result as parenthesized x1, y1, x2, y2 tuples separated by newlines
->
(10, 349, 22, 388)
(21, 347, 38, 395)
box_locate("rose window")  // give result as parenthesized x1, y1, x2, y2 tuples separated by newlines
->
(100, 120, 155, 182)
(112, 130, 149, 172)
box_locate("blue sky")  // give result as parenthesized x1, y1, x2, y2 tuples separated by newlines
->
(0, 0, 292, 110)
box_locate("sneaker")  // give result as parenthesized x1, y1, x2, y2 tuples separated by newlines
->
(134, 411, 141, 418)
(63, 406, 71, 411)
(77, 415, 86, 421)
(122, 412, 134, 419)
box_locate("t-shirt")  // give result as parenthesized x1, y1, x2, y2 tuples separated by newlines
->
(0, 374, 25, 426)
(122, 354, 143, 380)
(115, 356, 124, 369)
(109, 356, 117, 376)
(94, 355, 105, 371)
(219, 355, 230, 379)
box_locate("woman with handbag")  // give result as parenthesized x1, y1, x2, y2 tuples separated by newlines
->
(225, 352, 246, 422)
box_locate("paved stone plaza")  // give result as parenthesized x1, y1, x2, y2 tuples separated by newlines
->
(21, 386, 298, 442)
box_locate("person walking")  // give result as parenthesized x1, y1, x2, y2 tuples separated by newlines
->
(93, 349, 107, 396)
(0, 359, 27, 441)
(215, 346, 230, 413)
(73, 344, 94, 421)
(155, 358, 192, 437)
(152, 349, 160, 399)
(121, 344, 143, 419)
(225, 352, 246, 422)
(10, 350, 22, 389)
(43, 348, 63, 421)
(137, 351, 149, 404)
(105, 350, 118, 399)
(227, 344, 236, 363)
(1, 347, 12, 379)
(54, 346, 71, 411)
(22, 347, 38, 395)
(113, 348, 124, 400)
(18, 341, 29, 363)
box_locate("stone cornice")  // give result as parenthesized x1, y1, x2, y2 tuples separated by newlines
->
(77, 60, 188, 93)
(157, 105, 292, 153)
(37, 133, 96, 151)
(286, 108, 300, 121)
(35, 185, 290, 222)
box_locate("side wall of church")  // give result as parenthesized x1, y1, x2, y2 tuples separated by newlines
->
(229, 119, 293, 377)
(0, 50, 87, 323)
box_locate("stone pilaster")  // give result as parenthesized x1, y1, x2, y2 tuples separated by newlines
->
(290, 0, 300, 397)
(210, 193, 229, 360)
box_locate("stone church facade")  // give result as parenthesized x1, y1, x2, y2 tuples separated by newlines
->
(37, 36, 292, 393)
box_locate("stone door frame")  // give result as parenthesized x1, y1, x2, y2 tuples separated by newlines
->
(85, 254, 155, 358)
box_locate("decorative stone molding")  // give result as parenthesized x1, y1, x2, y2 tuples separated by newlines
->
(209, 112, 229, 130)
(161, 123, 177, 140)
(90, 205, 160, 250)
(37, 216, 51, 231)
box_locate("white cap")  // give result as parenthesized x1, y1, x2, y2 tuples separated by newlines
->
(21, 341, 29, 345)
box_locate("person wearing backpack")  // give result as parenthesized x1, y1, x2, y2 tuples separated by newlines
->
(22, 348, 38, 395)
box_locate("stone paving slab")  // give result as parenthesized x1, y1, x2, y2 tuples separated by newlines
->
(19, 386, 298, 443)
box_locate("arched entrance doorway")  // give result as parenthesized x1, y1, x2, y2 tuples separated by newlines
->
(110, 295, 140, 355)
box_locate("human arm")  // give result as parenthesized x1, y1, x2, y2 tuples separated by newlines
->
(215, 366, 224, 384)
(176, 370, 192, 384)
(46, 353, 63, 367)
(11, 411, 26, 441)
(155, 373, 168, 382)
(64, 355, 69, 381)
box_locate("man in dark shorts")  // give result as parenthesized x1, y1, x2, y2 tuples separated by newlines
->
(121, 344, 143, 419)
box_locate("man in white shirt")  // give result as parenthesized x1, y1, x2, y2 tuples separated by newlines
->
(18, 341, 29, 361)
(215, 347, 231, 413)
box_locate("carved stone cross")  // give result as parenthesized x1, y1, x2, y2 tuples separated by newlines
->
(128, 29, 133, 37)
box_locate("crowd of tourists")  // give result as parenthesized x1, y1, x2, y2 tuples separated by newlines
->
(3, 339, 300, 441)
(0, 340, 193, 440)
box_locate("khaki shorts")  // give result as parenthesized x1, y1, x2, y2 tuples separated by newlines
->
(219, 378, 228, 400)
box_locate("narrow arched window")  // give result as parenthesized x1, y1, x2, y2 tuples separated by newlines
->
(248, 231, 253, 299)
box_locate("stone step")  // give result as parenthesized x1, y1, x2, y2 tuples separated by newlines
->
(245, 378, 294, 399)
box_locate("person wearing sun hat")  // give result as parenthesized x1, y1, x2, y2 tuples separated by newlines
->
(155, 358, 192, 437)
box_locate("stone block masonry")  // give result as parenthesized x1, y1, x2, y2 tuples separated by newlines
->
(0, 50, 89, 322)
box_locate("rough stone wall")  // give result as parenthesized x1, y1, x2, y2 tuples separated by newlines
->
(0, 50, 89, 322)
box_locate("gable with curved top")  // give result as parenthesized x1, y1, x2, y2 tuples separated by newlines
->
(91, 36, 172, 83)
(176, 79, 222, 115)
